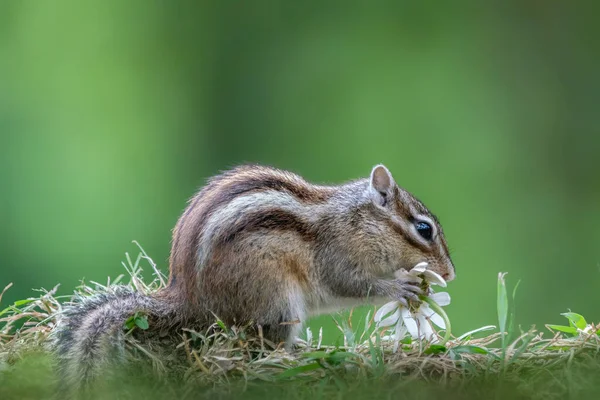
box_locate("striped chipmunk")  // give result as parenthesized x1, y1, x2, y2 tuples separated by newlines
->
(53, 164, 455, 388)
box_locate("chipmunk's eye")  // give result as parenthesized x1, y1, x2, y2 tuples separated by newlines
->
(415, 221, 433, 241)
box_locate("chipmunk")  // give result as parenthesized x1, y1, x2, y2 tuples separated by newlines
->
(53, 164, 455, 388)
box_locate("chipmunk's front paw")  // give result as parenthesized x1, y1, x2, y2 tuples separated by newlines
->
(391, 277, 423, 307)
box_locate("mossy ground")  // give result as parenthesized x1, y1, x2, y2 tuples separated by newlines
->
(1, 246, 599, 400)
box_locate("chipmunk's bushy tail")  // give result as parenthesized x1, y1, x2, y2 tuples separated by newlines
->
(52, 286, 171, 390)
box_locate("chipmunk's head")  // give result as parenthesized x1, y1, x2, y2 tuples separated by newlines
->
(366, 164, 455, 282)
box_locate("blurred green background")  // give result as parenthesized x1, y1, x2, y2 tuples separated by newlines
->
(1, 1, 598, 341)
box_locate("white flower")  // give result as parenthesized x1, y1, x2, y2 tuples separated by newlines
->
(374, 262, 451, 351)
(407, 262, 448, 288)
(578, 324, 598, 336)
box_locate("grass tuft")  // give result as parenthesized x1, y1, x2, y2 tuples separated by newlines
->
(1, 243, 600, 399)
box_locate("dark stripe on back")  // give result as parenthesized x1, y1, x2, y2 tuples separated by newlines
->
(168, 165, 331, 297)
(219, 170, 332, 204)
(172, 166, 330, 261)
(216, 208, 315, 246)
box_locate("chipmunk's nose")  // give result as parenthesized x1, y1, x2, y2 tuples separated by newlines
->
(442, 270, 456, 282)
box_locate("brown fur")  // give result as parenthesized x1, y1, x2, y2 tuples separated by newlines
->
(166, 165, 334, 309)
(158, 164, 454, 343)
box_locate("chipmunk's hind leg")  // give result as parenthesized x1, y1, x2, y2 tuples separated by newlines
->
(258, 283, 305, 350)
(200, 233, 309, 349)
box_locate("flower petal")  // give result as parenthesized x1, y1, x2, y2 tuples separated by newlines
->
(411, 262, 429, 274)
(428, 312, 446, 329)
(418, 303, 433, 316)
(374, 301, 399, 323)
(392, 319, 408, 353)
(378, 308, 401, 328)
(395, 270, 423, 284)
(422, 270, 447, 287)
(418, 304, 446, 330)
(401, 308, 419, 338)
(429, 292, 451, 306)
(392, 319, 408, 341)
(414, 314, 435, 341)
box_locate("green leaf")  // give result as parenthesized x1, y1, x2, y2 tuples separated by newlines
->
(561, 312, 587, 330)
(547, 324, 578, 335)
(302, 350, 356, 365)
(124, 316, 136, 330)
(424, 344, 447, 355)
(326, 351, 358, 365)
(215, 318, 228, 332)
(278, 363, 322, 379)
(134, 315, 149, 330)
(124, 312, 149, 331)
(449, 346, 497, 361)
(301, 351, 329, 360)
(13, 299, 35, 307)
(450, 345, 489, 355)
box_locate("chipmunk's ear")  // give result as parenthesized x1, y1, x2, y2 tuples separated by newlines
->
(369, 164, 395, 206)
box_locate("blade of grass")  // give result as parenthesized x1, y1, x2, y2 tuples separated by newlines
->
(278, 363, 323, 379)
(507, 279, 521, 343)
(455, 325, 497, 341)
(497, 272, 508, 364)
